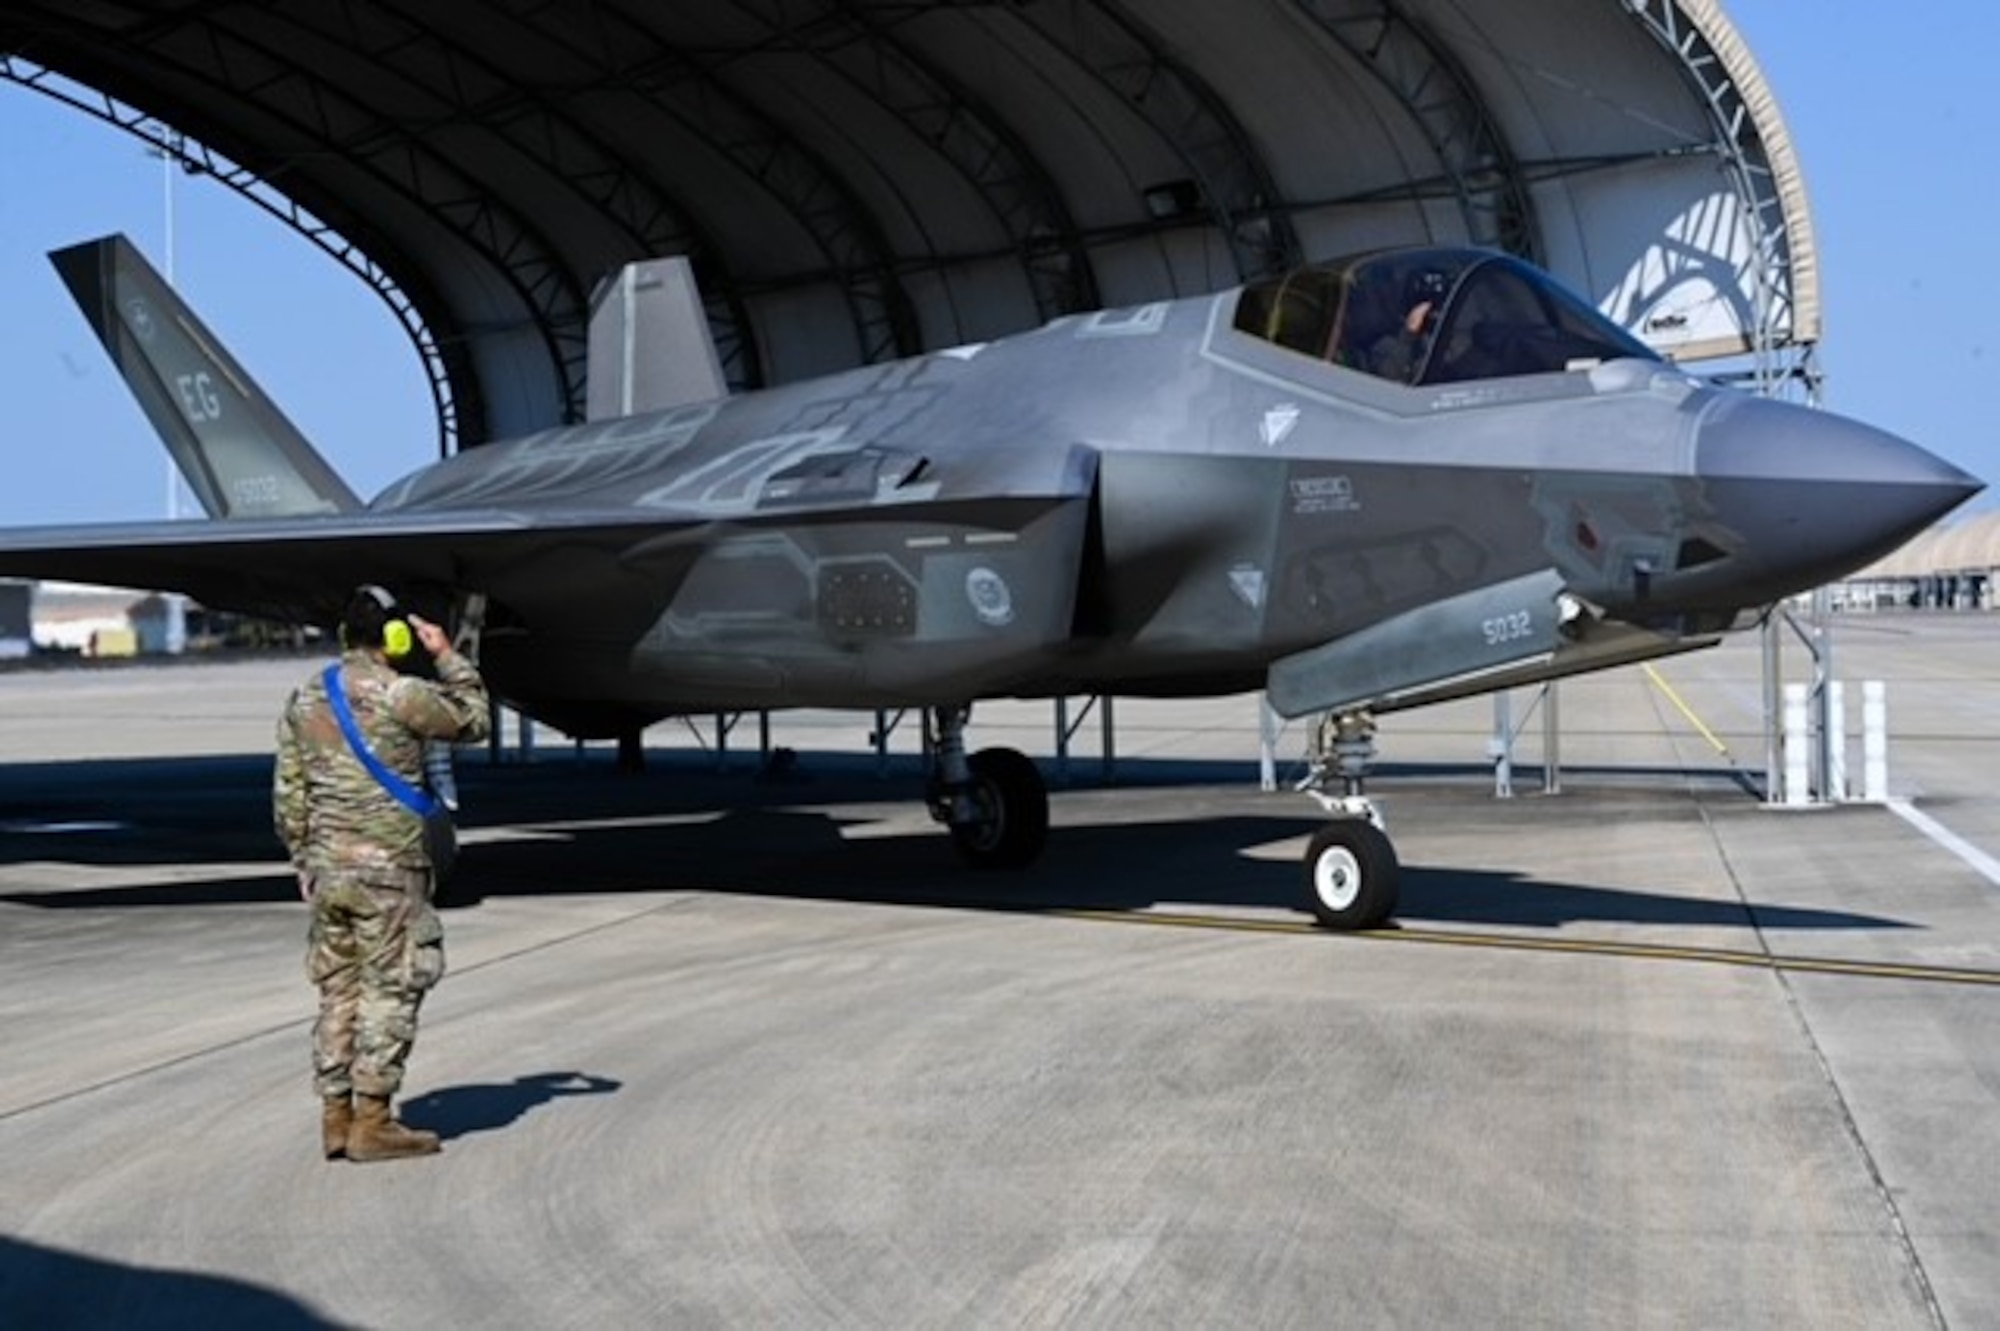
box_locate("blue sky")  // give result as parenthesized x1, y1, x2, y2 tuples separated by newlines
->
(0, 1, 1991, 528)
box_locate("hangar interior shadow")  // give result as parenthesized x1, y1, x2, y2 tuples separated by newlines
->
(0, 748, 1911, 933)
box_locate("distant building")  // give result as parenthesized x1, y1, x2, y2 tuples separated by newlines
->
(130, 594, 186, 655)
(18, 580, 308, 656)
(30, 581, 152, 655)
(1837, 511, 1999, 612)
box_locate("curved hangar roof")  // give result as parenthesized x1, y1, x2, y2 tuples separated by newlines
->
(1856, 512, 2000, 581)
(1, 0, 1816, 457)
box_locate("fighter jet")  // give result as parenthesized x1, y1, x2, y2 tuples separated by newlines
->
(0, 234, 1977, 929)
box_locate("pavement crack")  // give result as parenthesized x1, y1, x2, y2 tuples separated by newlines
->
(0, 894, 707, 1123)
(446, 892, 708, 980)
(1644, 678, 1945, 1327)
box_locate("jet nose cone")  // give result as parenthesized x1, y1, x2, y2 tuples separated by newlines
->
(1696, 393, 1982, 601)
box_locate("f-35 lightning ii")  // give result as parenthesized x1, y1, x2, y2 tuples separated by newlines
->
(0, 234, 1977, 929)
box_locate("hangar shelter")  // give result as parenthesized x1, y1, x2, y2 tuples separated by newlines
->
(3, 0, 1858, 804)
(2, 0, 1817, 464)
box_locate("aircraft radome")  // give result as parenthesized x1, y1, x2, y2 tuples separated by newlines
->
(0, 234, 1976, 929)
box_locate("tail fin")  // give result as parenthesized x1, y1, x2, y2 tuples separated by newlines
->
(49, 233, 361, 518)
(584, 255, 728, 420)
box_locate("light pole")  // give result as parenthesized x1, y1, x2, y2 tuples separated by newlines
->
(148, 124, 189, 653)
(151, 126, 181, 519)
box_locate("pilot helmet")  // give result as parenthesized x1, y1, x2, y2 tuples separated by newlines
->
(1405, 267, 1452, 308)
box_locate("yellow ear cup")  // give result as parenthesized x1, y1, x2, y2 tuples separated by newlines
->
(382, 618, 414, 659)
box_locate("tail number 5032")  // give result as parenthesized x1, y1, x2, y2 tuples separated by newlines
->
(1481, 609, 1533, 647)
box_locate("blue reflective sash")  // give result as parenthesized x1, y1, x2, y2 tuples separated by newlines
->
(322, 663, 440, 818)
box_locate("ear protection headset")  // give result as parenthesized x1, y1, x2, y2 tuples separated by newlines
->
(358, 583, 414, 660)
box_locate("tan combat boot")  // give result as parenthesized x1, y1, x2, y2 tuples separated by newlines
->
(322, 1093, 354, 1160)
(347, 1093, 441, 1162)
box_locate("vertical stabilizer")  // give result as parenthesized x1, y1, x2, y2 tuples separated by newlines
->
(585, 255, 728, 420)
(49, 234, 361, 518)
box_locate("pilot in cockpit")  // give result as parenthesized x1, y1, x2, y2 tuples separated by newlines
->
(1366, 267, 1450, 383)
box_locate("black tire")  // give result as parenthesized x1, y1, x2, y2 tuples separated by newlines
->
(947, 747, 1049, 870)
(1301, 821, 1399, 930)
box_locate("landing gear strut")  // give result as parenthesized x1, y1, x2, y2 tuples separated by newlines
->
(926, 705, 1049, 869)
(1297, 710, 1400, 930)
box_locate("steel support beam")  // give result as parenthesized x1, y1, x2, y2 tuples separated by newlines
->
(764, 0, 1102, 323)
(1625, 0, 1812, 398)
(1011, 0, 1302, 281)
(596, 0, 924, 370)
(1290, 0, 1540, 261)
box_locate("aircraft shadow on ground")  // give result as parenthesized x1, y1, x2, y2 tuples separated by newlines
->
(0, 751, 1905, 932)
(0, 1235, 336, 1329)
(440, 806, 1909, 933)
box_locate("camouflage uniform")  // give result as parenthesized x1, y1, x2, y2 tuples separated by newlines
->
(275, 646, 490, 1100)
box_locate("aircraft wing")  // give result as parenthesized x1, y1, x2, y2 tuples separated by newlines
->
(28, 233, 1100, 657)
(0, 479, 1090, 633)
(0, 508, 703, 623)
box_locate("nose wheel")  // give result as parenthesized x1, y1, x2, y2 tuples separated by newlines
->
(1302, 820, 1399, 930)
(1298, 709, 1401, 930)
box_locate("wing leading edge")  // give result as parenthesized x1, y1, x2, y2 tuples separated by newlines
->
(0, 509, 704, 625)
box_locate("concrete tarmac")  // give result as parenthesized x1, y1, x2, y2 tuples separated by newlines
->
(3, 617, 1999, 1328)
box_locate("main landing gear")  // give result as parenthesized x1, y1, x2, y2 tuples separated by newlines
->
(1297, 710, 1400, 931)
(917, 701, 1396, 924)
(925, 705, 1049, 869)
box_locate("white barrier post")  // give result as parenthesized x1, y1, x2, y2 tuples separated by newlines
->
(1490, 691, 1514, 799)
(1258, 696, 1279, 793)
(1863, 680, 1889, 803)
(1783, 682, 1810, 806)
(1827, 680, 1847, 801)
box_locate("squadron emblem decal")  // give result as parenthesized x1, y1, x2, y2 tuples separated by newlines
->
(965, 566, 1015, 627)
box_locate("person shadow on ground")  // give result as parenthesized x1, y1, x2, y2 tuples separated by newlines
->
(398, 1071, 621, 1142)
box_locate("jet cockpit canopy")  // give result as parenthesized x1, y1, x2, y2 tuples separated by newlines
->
(1233, 247, 1659, 388)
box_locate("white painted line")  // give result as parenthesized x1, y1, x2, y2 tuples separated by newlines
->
(1887, 798, 2000, 888)
(964, 532, 1018, 545)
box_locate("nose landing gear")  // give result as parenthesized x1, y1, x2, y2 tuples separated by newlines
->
(1298, 710, 1400, 930)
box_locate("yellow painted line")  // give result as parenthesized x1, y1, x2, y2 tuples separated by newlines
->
(1051, 907, 2000, 987)
(1061, 908, 1314, 937)
(1642, 662, 1733, 758)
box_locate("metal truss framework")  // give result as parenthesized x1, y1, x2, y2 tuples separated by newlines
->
(2, 54, 467, 461)
(548, 0, 926, 374)
(1290, 0, 1540, 263)
(111, 0, 606, 446)
(304, 2, 758, 410)
(1011, 0, 1304, 280)
(1627, 0, 1818, 404)
(763, 0, 1104, 321)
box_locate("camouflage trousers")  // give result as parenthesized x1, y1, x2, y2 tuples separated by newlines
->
(305, 869, 445, 1099)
